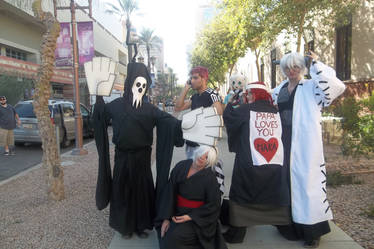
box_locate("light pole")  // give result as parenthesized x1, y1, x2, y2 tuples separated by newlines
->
(55, 0, 91, 155)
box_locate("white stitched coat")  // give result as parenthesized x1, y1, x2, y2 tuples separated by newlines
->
(272, 61, 346, 224)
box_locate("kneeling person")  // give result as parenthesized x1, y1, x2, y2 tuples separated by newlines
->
(157, 145, 227, 249)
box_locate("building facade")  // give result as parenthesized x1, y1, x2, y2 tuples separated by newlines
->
(0, 0, 128, 106)
(233, 0, 373, 97)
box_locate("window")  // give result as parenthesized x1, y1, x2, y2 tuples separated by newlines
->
(6, 48, 26, 61)
(62, 104, 74, 118)
(80, 105, 89, 116)
(15, 103, 36, 118)
(335, 17, 352, 81)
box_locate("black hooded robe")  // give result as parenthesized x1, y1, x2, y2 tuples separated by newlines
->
(156, 159, 227, 249)
(222, 101, 291, 227)
(93, 62, 184, 236)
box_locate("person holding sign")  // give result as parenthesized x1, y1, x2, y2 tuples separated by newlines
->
(222, 82, 291, 243)
(272, 51, 346, 248)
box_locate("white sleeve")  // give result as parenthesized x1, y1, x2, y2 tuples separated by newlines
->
(311, 60, 346, 108)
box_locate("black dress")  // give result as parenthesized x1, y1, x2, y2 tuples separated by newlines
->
(156, 159, 227, 249)
(276, 83, 330, 242)
(93, 96, 184, 236)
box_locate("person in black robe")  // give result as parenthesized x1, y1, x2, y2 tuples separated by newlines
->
(156, 145, 227, 249)
(222, 82, 291, 243)
(93, 62, 184, 238)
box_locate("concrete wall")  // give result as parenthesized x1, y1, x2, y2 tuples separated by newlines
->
(351, 0, 374, 80)
(0, 8, 43, 63)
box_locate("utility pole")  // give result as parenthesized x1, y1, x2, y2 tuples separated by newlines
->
(54, 0, 92, 155)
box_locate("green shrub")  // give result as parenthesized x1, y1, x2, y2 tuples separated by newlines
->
(332, 93, 374, 158)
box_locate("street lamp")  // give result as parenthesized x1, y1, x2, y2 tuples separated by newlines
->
(54, 0, 91, 155)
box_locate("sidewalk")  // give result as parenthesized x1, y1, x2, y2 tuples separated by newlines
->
(108, 132, 363, 249)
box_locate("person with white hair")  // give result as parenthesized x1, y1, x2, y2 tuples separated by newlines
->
(222, 81, 291, 244)
(156, 145, 227, 249)
(272, 51, 346, 248)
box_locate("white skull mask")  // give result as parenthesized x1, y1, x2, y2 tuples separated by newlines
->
(131, 76, 147, 108)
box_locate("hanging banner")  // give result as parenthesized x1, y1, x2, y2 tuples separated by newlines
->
(55, 22, 72, 67)
(77, 21, 94, 65)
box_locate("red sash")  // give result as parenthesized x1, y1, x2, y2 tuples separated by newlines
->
(177, 195, 204, 208)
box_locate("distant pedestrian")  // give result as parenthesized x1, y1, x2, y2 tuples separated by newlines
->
(0, 96, 21, 155)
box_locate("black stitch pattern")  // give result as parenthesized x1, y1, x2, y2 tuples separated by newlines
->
(316, 71, 322, 75)
(322, 180, 326, 184)
(315, 93, 320, 96)
(318, 100, 322, 105)
(323, 87, 330, 92)
(320, 163, 325, 167)
(319, 81, 328, 84)
(323, 198, 327, 203)
(322, 187, 326, 193)
(325, 206, 330, 213)
(321, 170, 326, 177)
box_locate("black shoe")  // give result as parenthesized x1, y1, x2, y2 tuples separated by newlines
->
(136, 231, 148, 239)
(222, 226, 246, 244)
(10, 151, 15, 156)
(303, 238, 320, 248)
(4, 151, 9, 156)
(121, 233, 132, 239)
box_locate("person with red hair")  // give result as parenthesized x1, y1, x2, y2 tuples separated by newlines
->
(175, 66, 223, 159)
(222, 82, 291, 243)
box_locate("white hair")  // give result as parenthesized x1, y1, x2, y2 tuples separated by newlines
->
(280, 52, 307, 77)
(192, 145, 218, 168)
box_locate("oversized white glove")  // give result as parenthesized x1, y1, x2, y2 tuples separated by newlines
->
(84, 57, 118, 96)
(182, 107, 223, 146)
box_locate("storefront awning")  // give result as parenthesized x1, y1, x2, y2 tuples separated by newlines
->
(0, 55, 73, 84)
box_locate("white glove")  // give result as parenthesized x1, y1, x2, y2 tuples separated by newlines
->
(84, 57, 118, 96)
(182, 107, 223, 146)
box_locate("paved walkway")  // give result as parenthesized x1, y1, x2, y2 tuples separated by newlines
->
(109, 132, 363, 249)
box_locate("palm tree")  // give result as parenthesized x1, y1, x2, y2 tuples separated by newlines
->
(138, 28, 162, 70)
(105, 0, 139, 62)
(32, 0, 65, 201)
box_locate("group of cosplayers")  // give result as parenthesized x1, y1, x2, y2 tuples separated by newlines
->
(87, 50, 345, 249)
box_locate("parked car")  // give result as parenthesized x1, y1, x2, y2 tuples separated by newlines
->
(14, 100, 93, 147)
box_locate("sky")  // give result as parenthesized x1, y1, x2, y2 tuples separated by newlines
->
(91, 0, 209, 83)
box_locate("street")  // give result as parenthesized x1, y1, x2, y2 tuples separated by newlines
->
(0, 138, 93, 182)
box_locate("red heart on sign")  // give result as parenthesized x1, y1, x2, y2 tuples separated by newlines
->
(254, 137, 278, 163)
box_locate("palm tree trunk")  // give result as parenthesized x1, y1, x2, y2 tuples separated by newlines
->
(146, 45, 151, 71)
(32, 0, 65, 201)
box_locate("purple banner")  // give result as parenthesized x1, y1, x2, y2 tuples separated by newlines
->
(55, 22, 72, 67)
(77, 21, 94, 65)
